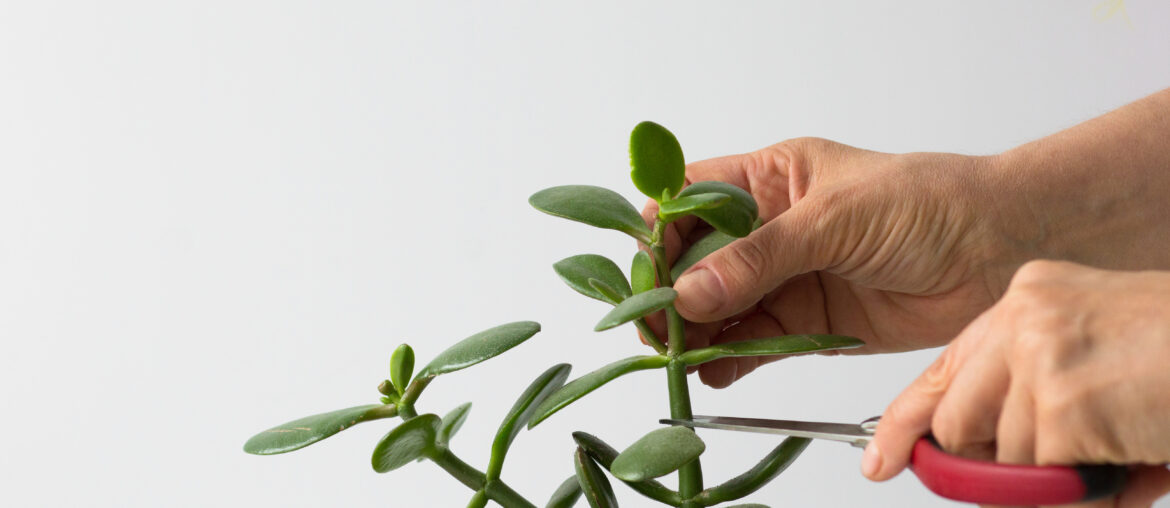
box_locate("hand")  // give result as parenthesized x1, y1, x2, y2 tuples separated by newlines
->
(864, 260, 1170, 507)
(641, 89, 1170, 389)
(642, 138, 1020, 387)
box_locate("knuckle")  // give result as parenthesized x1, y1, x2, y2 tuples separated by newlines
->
(1011, 259, 1070, 288)
(776, 136, 837, 157)
(921, 346, 960, 394)
(1005, 302, 1080, 372)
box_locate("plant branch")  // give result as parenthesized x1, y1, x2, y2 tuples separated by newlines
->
(430, 448, 535, 508)
(635, 318, 668, 354)
(651, 218, 704, 508)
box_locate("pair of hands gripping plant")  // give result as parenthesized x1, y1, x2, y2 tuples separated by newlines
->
(243, 122, 865, 507)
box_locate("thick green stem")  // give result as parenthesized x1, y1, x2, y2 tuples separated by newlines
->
(666, 360, 702, 507)
(651, 218, 703, 507)
(430, 448, 535, 508)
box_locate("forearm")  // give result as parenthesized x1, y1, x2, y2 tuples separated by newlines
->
(987, 88, 1170, 289)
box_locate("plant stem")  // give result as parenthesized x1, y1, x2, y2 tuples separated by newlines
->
(650, 218, 703, 508)
(635, 318, 668, 354)
(401, 375, 433, 408)
(430, 448, 536, 508)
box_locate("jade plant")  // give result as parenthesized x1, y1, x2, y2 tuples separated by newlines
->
(244, 121, 865, 507)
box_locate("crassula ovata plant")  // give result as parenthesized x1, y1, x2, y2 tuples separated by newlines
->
(244, 121, 865, 507)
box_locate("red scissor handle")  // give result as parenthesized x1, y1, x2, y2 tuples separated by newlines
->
(909, 435, 1127, 505)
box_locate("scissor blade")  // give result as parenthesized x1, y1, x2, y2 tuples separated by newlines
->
(661, 415, 873, 448)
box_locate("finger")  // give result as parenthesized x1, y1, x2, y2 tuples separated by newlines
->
(674, 202, 827, 322)
(930, 315, 1006, 460)
(864, 312, 990, 481)
(1050, 499, 1113, 508)
(698, 311, 785, 388)
(996, 380, 1036, 465)
(1117, 465, 1170, 508)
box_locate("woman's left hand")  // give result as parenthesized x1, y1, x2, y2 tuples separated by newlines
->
(863, 260, 1170, 507)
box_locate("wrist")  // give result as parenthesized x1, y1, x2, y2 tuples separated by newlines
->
(985, 101, 1170, 275)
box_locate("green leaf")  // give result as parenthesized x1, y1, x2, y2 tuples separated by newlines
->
(677, 181, 759, 237)
(694, 437, 810, 506)
(573, 432, 683, 506)
(244, 404, 397, 455)
(629, 121, 685, 201)
(574, 447, 619, 508)
(630, 251, 654, 294)
(588, 279, 626, 304)
(594, 288, 677, 331)
(371, 414, 441, 473)
(610, 426, 706, 482)
(528, 355, 669, 428)
(530, 185, 652, 242)
(658, 192, 731, 222)
(467, 490, 489, 508)
(546, 476, 584, 508)
(554, 254, 632, 304)
(670, 229, 736, 281)
(487, 364, 573, 480)
(438, 402, 472, 446)
(678, 334, 865, 366)
(418, 321, 541, 378)
(390, 344, 414, 396)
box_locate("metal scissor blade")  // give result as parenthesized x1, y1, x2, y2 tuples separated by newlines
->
(661, 415, 873, 448)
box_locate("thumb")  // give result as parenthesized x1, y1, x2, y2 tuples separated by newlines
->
(673, 204, 825, 322)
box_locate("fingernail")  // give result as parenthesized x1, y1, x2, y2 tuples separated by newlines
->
(861, 442, 883, 479)
(675, 268, 724, 316)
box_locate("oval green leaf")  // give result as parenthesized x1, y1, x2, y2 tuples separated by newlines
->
(575, 447, 619, 508)
(677, 181, 759, 237)
(670, 229, 736, 281)
(658, 192, 730, 222)
(529, 355, 669, 428)
(417, 321, 542, 378)
(528, 356, 669, 429)
(390, 344, 414, 396)
(487, 364, 572, 480)
(694, 437, 809, 506)
(554, 254, 632, 304)
(630, 251, 654, 294)
(438, 402, 472, 446)
(594, 288, 677, 331)
(244, 404, 397, 455)
(546, 476, 584, 508)
(572, 432, 683, 506)
(530, 185, 652, 243)
(629, 121, 685, 201)
(371, 413, 441, 473)
(678, 334, 865, 366)
(610, 426, 706, 482)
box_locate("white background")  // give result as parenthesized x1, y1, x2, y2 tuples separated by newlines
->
(2, 1, 1168, 506)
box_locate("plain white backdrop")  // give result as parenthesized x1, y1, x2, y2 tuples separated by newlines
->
(2, 1, 1168, 506)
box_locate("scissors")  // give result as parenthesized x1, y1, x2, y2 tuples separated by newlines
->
(661, 415, 1128, 505)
